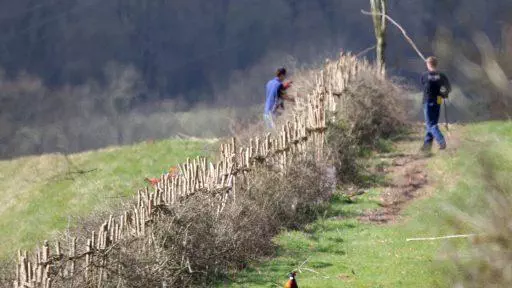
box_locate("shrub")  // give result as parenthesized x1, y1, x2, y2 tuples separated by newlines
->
(325, 118, 360, 185)
(324, 72, 409, 185)
(339, 71, 409, 147)
(0, 259, 14, 288)
(244, 153, 335, 229)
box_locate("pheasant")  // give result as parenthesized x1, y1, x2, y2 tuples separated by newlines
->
(284, 272, 298, 288)
(145, 167, 179, 187)
(144, 177, 160, 187)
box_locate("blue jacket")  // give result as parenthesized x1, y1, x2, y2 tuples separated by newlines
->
(264, 77, 283, 114)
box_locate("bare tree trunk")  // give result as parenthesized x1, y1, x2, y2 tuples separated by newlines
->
(502, 23, 512, 54)
(370, 0, 387, 75)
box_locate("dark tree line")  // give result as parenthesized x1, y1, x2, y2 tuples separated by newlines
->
(1, 0, 507, 101)
(0, 0, 510, 158)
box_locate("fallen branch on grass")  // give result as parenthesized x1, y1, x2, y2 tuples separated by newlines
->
(296, 257, 310, 273)
(406, 234, 477, 242)
(63, 154, 98, 177)
(67, 168, 98, 175)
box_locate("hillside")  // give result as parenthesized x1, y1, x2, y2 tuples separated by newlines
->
(4, 45, 511, 287)
(219, 121, 512, 287)
(0, 138, 216, 259)
(3, 118, 511, 287)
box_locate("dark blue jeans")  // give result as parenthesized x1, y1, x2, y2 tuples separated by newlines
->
(424, 102, 445, 146)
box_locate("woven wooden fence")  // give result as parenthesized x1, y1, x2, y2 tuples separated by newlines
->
(13, 53, 377, 288)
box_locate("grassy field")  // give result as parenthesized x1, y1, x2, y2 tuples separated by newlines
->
(0, 138, 216, 259)
(218, 121, 512, 288)
(2, 121, 510, 285)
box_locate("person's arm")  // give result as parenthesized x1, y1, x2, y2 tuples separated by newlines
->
(441, 73, 452, 95)
(278, 83, 295, 103)
(283, 81, 293, 90)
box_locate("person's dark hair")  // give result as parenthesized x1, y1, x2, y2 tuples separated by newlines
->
(276, 67, 287, 77)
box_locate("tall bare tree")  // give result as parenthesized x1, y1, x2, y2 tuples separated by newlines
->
(370, 0, 387, 74)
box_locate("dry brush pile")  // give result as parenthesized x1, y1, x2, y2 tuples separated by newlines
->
(323, 63, 410, 185)
(6, 53, 409, 288)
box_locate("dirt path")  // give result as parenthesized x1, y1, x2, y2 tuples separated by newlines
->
(358, 125, 461, 224)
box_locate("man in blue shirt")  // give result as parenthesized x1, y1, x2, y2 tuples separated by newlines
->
(421, 56, 451, 151)
(264, 67, 294, 129)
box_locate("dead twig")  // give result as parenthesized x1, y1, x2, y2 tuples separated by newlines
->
(66, 168, 98, 175)
(444, 100, 450, 132)
(296, 257, 310, 273)
(406, 234, 477, 241)
(64, 154, 98, 175)
(356, 45, 376, 58)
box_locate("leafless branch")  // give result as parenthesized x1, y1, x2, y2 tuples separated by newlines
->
(356, 45, 376, 58)
(361, 10, 426, 61)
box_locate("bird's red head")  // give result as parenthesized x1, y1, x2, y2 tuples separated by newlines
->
(288, 271, 296, 279)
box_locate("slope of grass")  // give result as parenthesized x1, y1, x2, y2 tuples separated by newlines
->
(218, 121, 512, 288)
(407, 121, 512, 239)
(0, 138, 216, 259)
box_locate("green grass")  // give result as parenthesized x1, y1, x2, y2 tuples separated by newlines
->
(0, 138, 216, 259)
(218, 121, 512, 288)
(408, 122, 512, 237)
(219, 191, 448, 288)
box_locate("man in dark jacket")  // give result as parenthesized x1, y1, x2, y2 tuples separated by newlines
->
(421, 56, 451, 151)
